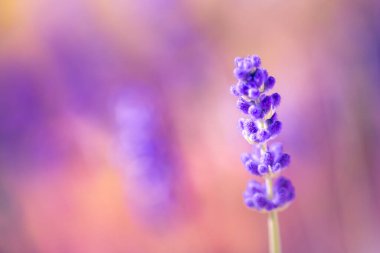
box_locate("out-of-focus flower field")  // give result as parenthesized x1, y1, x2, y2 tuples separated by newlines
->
(1, 0, 380, 252)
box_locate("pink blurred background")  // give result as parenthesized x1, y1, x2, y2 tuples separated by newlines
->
(1, 0, 380, 252)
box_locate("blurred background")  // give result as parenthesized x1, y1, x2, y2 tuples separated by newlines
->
(1, 0, 380, 252)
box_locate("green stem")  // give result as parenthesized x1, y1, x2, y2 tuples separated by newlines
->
(268, 210, 282, 253)
(262, 137, 282, 253)
(265, 176, 282, 253)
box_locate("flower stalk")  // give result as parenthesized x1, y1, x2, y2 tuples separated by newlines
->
(230, 55, 295, 253)
(264, 143, 282, 253)
(268, 210, 282, 253)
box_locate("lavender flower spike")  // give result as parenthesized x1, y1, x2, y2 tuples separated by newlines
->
(230, 55, 295, 253)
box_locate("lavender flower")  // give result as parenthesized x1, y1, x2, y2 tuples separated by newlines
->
(243, 177, 295, 211)
(241, 143, 291, 177)
(230, 55, 295, 211)
(230, 55, 295, 253)
(114, 90, 179, 226)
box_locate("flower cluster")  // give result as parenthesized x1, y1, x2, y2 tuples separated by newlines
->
(243, 177, 295, 211)
(241, 143, 290, 176)
(230, 55, 295, 212)
(115, 92, 178, 222)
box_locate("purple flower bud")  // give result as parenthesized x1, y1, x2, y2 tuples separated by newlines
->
(272, 163, 282, 173)
(258, 164, 269, 175)
(234, 68, 247, 79)
(254, 130, 271, 143)
(251, 55, 261, 67)
(230, 85, 240, 96)
(252, 193, 268, 210)
(237, 98, 251, 114)
(262, 69, 269, 82)
(253, 68, 264, 86)
(266, 144, 290, 173)
(243, 58, 253, 69)
(248, 105, 264, 119)
(264, 76, 276, 90)
(278, 153, 291, 168)
(260, 95, 272, 113)
(273, 177, 295, 206)
(261, 151, 274, 166)
(234, 57, 243, 67)
(244, 119, 258, 134)
(245, 160, 259, 175)
(247, 73, 255, 82)
(237, 82, 249, 96)
(248, 88, 260, 99)
(246, 180, 265, 193)
(265, 202, 276, 211)
(269, 142, 283, 157)
(244, 196, 255, 208)
(266, 112, 278, 126)
(238, 118, 245, 130)
(268, 121, 282, 136)
(253, 130, 270, 143)
(271, 93, 281, 107)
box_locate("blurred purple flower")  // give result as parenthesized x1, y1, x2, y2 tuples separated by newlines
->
(114, 88, 180, 225)
(243, 177, 295, 211)
(0, 63, 71, 169)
